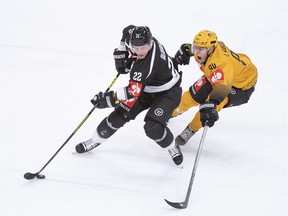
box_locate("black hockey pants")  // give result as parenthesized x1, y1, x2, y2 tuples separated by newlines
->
(96, 86, 182, 148)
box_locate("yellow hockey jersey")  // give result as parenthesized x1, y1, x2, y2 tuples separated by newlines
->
(194, 41, 258, 103)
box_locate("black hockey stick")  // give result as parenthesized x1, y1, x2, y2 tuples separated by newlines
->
(165, 125, 209, 209)
(24, 73, 121, 180)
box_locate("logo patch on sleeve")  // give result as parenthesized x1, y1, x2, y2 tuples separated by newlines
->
(193, 75, 207, 92)
(209, 69, 224, 86)
(120, 97, 138, 110)
(128, 81, 142, 97)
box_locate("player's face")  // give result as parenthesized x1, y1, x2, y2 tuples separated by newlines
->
(193, 44, 209, 63)
(132, 43, 151, 59)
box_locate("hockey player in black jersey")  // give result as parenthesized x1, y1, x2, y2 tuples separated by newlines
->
(75, 25, 183, 165)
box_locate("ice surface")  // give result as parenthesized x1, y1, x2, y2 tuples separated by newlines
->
(0, 0, 287, 215)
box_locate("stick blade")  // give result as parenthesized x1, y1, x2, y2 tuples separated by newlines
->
(24, 172, 46, 180)
(164, 199, 187, 209)
(24, 172, 36, 180)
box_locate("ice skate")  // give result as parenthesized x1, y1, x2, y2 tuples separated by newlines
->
(168, 144, 183, 165)
(175, 126, 196, 146)
(75, 139, 100, 153)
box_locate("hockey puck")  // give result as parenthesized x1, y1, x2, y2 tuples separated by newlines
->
(23, 172, 46, 180)
(36, 174, 46, 179)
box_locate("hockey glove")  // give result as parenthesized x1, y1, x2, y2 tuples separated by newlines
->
(113, 49, 133, 74)
(91, 91, 116, 109)
(199, 100, 219, 127)
(174, 43, 193, 65)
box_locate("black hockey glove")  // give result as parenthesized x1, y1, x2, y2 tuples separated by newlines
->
(174, 43, 192, 65)
(199, 100, 219, 127)
(90, 91, 116, 109)
(113, 49, 133, 74)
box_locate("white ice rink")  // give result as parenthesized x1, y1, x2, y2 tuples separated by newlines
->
(0, 0, 287, 215)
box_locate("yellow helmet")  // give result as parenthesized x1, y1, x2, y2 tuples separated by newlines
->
(193, 30, 218, 48)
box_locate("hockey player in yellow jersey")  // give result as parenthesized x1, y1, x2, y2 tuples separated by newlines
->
(172, 30, 258, 145)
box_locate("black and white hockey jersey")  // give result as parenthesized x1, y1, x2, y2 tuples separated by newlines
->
(116, 25, 181, 110)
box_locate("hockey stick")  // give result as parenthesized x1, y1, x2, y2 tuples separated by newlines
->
(24, 73, 121, 180)
(165, 124, 209, 209)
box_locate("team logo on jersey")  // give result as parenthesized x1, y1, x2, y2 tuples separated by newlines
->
(129, 81, 142, 97)
(193, 75, 207, 92)
(154, 108, 164, 116)
(120, 97, 138, 110)
(210, 69, 224, 86)
(230, 88, 236, 95)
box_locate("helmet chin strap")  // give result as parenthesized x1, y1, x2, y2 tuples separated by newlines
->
(204, 45, 216, 63)
(147, 40, 154, 50)
(207, 45, 215, 55)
